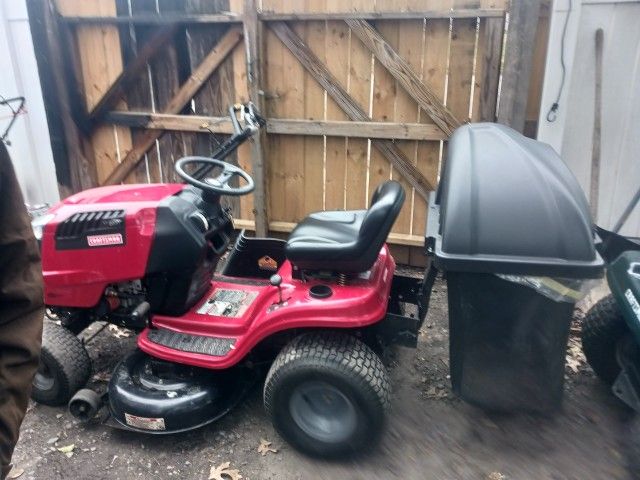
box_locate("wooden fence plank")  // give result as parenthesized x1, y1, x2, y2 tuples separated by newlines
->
(346, 18, 461, 136)
(345, 21, 373, 210)
(323, 18, 349, 210)
(303, 16, 326, 215)
(102, 26, 243, 185)
(447, 17, 477, 123)
(394, 19, 424, 236)
(264, 25, 286, 224)
(412, 16, 450, 238)
(280, 22, 306, 222)
(472, 16, 504, 122)
(369, 20, 396, 218)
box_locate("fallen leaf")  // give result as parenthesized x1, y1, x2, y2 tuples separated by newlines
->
(108, 324, 130, 338)
(92, 371, 111, 382)
(257, 438, 278, 456)
(57, 443, 75, 458)
(57, 444, 74, 454)
(7, 466, 24, 479)
(565, 337, 586, 374)
(209, 461, 242, 480)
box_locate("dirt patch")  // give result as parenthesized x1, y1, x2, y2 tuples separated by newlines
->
(12, 278, 639, 479)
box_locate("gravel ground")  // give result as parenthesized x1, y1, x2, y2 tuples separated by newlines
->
(10, 278, 640, 480)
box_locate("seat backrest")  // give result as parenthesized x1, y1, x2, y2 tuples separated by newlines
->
(357, 180, 405, 264)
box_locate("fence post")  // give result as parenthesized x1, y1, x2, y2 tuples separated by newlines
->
(497, 0, 542, 133)
(243, 0, 269, 237)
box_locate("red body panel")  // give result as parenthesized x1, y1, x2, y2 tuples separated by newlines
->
(137, 245, 395, 369)
(42, 184, 185, 307)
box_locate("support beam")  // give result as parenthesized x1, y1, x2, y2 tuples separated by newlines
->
(31, 0, 97, 192)
(243, 0, 268, 236)
(105, 111, 447, 140)
(89, 25, 178, 122)
(59, 13, 241, 25)
(345, 19, 461, 136)
(266, 119, 446, 140)
(497, 0, 542, 132)
(102, 26, 243, 185)
(270, 22, 434, 198)
(233, 219, 425, 247)
(259, 9, 505, 21)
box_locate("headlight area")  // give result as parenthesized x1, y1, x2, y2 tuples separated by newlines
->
(31, 213, 55, 243)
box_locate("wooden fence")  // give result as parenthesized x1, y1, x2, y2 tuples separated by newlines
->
(29, 0, 550, 266)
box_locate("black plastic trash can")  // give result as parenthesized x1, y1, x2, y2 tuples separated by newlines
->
(426, 123, 605, 412)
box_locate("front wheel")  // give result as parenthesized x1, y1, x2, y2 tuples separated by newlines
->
(32, 323, 92, 406)
(582, 294, 630, 385)
(264, 332, 390, 457)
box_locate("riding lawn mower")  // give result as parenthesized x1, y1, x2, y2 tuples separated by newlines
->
(30, 103, 429, 457)
(31, 104, 609, 457)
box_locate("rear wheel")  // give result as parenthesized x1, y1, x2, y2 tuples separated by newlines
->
(582, 294, 630, 384)
(264, 332, 390, 457)
(32, 323, 92, 406)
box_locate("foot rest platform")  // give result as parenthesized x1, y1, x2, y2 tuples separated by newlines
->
(147, 329, 236, 357)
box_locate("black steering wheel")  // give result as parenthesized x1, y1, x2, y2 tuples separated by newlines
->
(174, 157, 254, 196)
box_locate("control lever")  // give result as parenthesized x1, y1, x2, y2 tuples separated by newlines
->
(270, 274, 283, 304)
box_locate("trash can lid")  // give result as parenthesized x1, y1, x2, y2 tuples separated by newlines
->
(429, 123, 604, 278)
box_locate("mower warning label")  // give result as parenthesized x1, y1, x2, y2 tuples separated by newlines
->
(197, 289, 258, 317)
(124, 413, 166, 431)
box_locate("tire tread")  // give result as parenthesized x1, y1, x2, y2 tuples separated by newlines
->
(32, 322, 92, 405)
(582, 294, 628, 385)
(263, 331, 390, 456)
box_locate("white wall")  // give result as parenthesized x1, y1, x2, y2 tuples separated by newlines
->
(538, 0, 640, 236)
(0, 0, 59, 206)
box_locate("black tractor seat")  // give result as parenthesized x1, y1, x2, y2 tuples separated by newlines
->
(285, 180, 405, 272)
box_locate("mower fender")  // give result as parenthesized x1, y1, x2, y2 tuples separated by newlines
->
(613, 338, 640, 412)
(606, 251, 640, 344)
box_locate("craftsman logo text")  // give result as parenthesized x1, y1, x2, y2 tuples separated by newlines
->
(87, 233, 124, 247)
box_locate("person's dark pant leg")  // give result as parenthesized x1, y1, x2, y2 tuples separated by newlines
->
(0, 143, 44, 479)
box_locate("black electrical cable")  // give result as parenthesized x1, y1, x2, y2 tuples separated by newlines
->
(546, 0, 573, 122)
